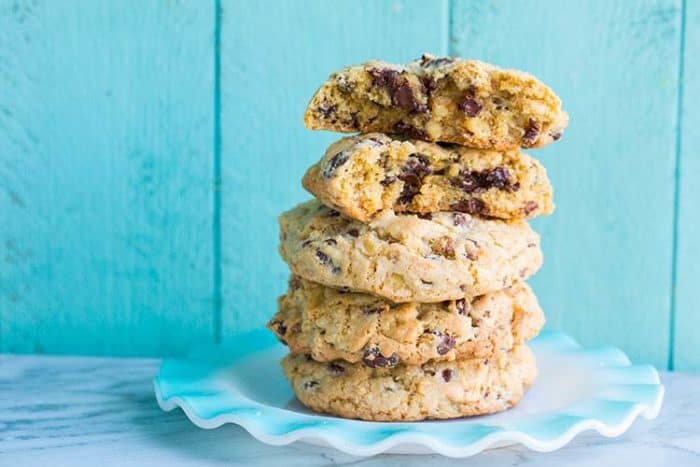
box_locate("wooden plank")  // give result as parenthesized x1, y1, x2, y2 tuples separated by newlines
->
(452, 0, 682, 368)
(219, 0, 449, 336)
(673, 0, 699, 371)
(0, 1, 216, 356)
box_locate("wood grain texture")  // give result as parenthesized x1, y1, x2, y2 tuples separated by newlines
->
(673, 0, 698, 371)
(218, 0, 449, 336)
(452, 0, 682, 368)
(0, 1, 216, 356)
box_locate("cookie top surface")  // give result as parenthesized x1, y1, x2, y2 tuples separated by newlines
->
(279, 200, 542, 303)
(304, 55, 568, 150)
(269, 278, 544, 366)
(303, 133, 554, 222)
(282, 345, 536, 421)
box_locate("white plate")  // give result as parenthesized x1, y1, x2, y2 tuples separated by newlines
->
(154, 330, 663, 457)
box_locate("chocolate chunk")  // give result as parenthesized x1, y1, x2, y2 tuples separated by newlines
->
(325, 209, 341, 217)
(450, 198, 488, 216)
(460, 87, 483, 117)
(417, 213, 432, 220)
(523, 119, 541, 146)
(275, 321, 287, 335)
(550, 130, 562, 141)
(327, 362, 345, 376)
(484, 167, 519, 192)
(394, 121, 428, 140)
(369, 67, 400, 87)
(522, 200, 539, 215)
(380, 176, 396, 186)
(347, 228, 359, 237)
(363, 347, 399, 368)
(452, 167, 519, 194)
(324, 238, 337, 245)
(397, 154, 432, 204)
(441, 368, 453, 382)
(435, 332, 456, 355)
(368, 68, 427, 113)
(323, 150, 351, 178)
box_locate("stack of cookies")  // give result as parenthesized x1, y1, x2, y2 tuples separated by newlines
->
(268, 55, 567, 421)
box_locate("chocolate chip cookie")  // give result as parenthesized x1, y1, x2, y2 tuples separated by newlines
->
(268, 277, 543, 366)
(303, 133, 554, 222)
(304, 54, 568, 150)
(282, 345, 536, 421)
(279, 200, 542, 303)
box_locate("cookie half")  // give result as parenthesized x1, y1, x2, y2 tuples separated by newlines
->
(304, 55, 568, 150)
(279, 200, 542, 303)
(303, 133, 554, 222)
(282, 345, 536, 421)
(268, 278, 544, 366)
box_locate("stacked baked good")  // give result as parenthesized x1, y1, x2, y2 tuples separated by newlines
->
(268, 55, 567, 421)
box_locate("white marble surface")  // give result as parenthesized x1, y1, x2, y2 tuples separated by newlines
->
(0, 354, 698, 466)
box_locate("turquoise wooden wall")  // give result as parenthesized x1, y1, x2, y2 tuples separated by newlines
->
(1, 0, 697, 370)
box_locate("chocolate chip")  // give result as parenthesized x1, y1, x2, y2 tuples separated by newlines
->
(441, 369, 453, 382)
(380, 176, 396, 186)
(324, 238, 337, 245)
(460, 87, 482, 117)
(363, 347, 399, 368)
(420, 279, 434, 285)
(322, 150, 350, 178)
(523, 119, 541, 146)
(522, 200, 539, 215)
(303, 380, 320, 390)
(394, 121, 428, 140)
(450, 198, 488, 216)
(550, 130, 562, 141)
(275, 321, 287, 335)
(435, 333, 456, 355)
(453, 213, 469, 226)
(301, 240, 312, 248)
(347, 228, 359, 237)
(417, 213, 432, 220)
(455, 298, 468, 315)
(326, 209, 341, 217)
(327, 362, 345, 376)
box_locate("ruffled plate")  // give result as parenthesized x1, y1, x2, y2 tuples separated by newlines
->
(154, 330, 663, 457)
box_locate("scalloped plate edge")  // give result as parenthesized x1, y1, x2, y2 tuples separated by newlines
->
(154, 331, 665, 458)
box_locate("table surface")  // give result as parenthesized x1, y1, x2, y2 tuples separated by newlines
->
(0, 354, 698, 467)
